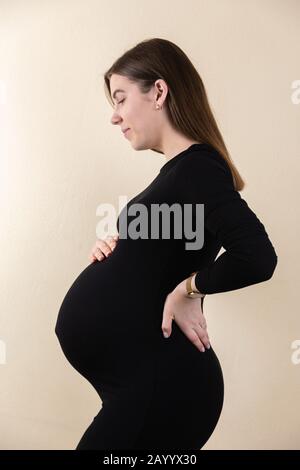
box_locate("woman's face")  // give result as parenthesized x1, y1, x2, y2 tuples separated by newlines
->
(110, 73, 165, 151)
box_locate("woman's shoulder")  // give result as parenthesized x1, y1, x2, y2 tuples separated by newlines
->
(175, 143, 233, 183)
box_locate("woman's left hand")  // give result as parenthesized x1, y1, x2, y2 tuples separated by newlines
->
(161, 278, 211, 353)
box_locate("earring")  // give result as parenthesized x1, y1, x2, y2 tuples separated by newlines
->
(156, 104, 161, 110)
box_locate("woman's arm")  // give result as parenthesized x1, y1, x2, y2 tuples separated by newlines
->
(175, 149, 278, 295)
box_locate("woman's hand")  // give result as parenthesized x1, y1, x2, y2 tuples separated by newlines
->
(161, 278, 210, 353)
(89, 234, 119, 263)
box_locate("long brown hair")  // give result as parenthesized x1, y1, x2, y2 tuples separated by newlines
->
(103, 38, 245, 191)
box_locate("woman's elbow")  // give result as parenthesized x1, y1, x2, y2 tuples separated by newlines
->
(255, 249, 278, 283)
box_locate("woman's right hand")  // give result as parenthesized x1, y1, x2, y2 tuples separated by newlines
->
(89, 234, 119, 263)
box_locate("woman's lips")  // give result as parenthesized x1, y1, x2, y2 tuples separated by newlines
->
(123, 128, 130, 137)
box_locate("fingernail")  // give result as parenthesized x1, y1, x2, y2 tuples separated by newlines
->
(163, 331, 169, 338)
(207, 343, 210, 349)
(201, 346, 205, 352)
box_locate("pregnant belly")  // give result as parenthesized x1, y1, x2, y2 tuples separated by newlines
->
(55, 257, 163, 382)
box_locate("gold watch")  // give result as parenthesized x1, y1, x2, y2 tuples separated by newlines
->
(186, 272, 205, 298)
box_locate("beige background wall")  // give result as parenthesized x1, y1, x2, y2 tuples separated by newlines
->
(0, 0, 299, 450)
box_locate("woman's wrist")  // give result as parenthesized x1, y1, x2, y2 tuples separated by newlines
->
(191, 273, 199, 292)
(174, 274, 206, 299)
(191, 273, 206, 297)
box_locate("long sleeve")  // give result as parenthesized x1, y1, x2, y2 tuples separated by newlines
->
(175, 149, 278, 295)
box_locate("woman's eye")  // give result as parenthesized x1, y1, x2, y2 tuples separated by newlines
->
(117, 99, 125, 105)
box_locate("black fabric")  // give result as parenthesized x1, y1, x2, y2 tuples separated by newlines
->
(55, 143, 277, 450)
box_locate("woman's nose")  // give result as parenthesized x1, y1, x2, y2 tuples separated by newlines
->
(111, 113, 121, 125)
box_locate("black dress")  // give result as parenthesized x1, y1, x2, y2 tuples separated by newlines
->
(55, 143, 278, 450)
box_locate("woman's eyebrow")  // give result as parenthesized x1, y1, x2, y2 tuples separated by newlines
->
(112, 89, 126, 99)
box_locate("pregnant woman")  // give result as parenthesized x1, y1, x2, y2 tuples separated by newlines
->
(55, 38, 278, 450)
